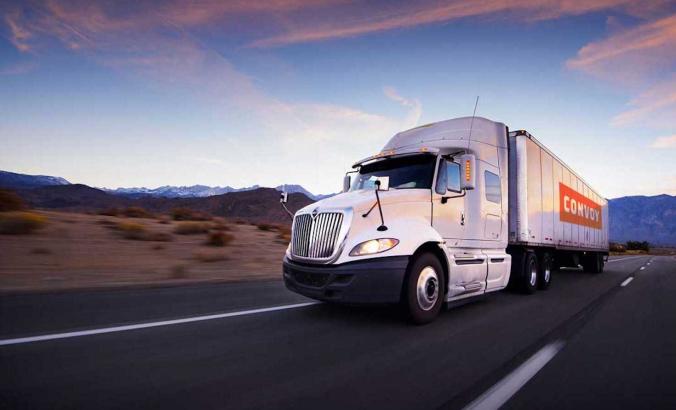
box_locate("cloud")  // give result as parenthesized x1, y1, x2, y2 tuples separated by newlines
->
(383, 86, 422, 130)
(248, 0, 658, 48)
(566, 12, 676, 129)
(650, 135, 676, 148)
(610, 78, 676, 128)
(567, 14, 676, 83)
(0, 61, 36, 75)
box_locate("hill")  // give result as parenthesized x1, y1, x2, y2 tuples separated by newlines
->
(608, 194, 676, 246)
(0, 170, 70, 190)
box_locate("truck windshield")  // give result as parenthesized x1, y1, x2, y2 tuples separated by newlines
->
(351, 154, 436, 191)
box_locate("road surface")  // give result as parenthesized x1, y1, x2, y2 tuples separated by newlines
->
(1, 255, 675, 409)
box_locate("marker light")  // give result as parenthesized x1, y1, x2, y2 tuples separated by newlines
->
(465, 159, 471, 182)
(349, 238, 399, 256)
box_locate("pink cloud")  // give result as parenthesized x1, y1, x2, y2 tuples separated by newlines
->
(248, 0, 654, 48)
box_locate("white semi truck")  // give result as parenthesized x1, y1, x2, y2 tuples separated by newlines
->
(282, 117, 609, 323)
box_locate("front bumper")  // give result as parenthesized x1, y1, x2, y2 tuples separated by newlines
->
(283, 255, 409, 304)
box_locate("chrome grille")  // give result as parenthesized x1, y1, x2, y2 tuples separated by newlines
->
(291, 212, 344, 259)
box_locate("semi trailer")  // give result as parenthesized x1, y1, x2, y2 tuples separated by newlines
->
(282, 117, 609, 323)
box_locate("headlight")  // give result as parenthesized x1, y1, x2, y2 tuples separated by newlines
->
(349, 238, 399, 256)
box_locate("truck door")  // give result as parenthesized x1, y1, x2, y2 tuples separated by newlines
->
(432, 158, 464, 242)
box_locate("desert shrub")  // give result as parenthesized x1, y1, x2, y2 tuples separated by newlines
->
(31, 247, 52, 255)
(114, 221, 172, 241)
(98, 207, 120, 217)
(170, 264, 188, 279)
(234, 219, 248, 225)
(145, 232, 173, 242)
(609, 242, 626, 253)
(211, 219, 231, 231)
(276, 225, 292, 242)
(173, 221, 211, 235)
(115, 221, 147, 240)
(193, 250, 227, 262)
(97, 219, 116, 226)
(0, 190, 26, 212)
(626, 241, 650, 252)
(257, 223, 278, 232)
(206, 231, 234, 247)
(171, 207, 212, 221)
(0, 212, 47, 234)
(123, 207, 153, 218)
(157, 215, 171, 224)
(151, 244, 165, 251)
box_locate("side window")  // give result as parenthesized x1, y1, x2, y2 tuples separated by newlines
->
(446, 161, 461, 192)
(485, 171, 501, 203)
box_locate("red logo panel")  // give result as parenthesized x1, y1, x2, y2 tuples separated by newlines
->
(559, 183, 602, 229)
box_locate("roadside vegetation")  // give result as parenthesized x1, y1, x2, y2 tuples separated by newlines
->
(0, 211, 48, 235)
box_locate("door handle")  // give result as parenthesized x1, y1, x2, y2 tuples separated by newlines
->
(461, 212, 465, 226)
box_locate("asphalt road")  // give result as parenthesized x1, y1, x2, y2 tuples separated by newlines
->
(1, 255, 674, 409)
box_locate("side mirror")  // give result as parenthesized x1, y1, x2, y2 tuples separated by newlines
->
(343, 174, 351, 193)
(460, 154, 476, 190)
(280, 192, 288, 203)
(375, 176, 390, 191)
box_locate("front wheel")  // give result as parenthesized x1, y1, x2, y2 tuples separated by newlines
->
(404, 253, 445, 325)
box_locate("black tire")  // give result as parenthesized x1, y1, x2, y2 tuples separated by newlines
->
(583, 252, 604, 274)
(522, 252, 538, 293)
(508, 250, 538, 294)
(403, 252, 445, 325)
(538, 252, 553, 290)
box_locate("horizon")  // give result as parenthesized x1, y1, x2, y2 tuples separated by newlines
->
(1, 1, 675, 197)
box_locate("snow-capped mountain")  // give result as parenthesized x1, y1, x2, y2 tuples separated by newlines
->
(0, 170, 70, 189)
(104, 185, 260, 198)
(105, 183, 334, 200)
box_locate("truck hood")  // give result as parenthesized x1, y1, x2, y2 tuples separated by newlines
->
(297, 189, 430, 215)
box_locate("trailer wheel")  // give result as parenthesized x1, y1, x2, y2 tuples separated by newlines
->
(538, 253, 553, 290)
(403, 252, 445, 325)
(522, 252, 538, 293)
(583, 252, 604, 274)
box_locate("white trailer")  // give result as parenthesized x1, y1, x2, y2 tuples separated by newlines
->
(282, 117, 609, 323)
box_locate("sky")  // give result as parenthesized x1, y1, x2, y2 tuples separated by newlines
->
(0, 0, 674, 198)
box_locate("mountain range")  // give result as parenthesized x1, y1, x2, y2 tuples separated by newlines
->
(1, 170, 674, 245)
(0, 170, 332, 201)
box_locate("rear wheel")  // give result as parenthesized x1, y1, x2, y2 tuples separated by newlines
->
(583, 252, 604, 273)
(404, 253, 445, 325)
(538, 252, 553, 290)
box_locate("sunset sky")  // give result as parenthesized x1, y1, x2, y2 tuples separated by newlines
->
(1, 0, 674, 197)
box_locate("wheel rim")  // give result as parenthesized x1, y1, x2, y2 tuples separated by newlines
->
(416, 266, 439, 311)
(544, 261, 551, 283)
(529, 261, 537, 287)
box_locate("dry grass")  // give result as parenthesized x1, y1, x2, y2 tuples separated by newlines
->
(0, 210, 289, 292)
(171, 208, 212, 221)
(0, 190, 26, 212)
(276, 225, 291, 242)
(114, 221, 172, 241)
(206, 231, 234, 247)
(122, 207, 153, 218)
(193, 250, 227, 263)
(173, 222, 211, 235)
(256, 223, 277, 232)
(169, 264, 188, 279)
(0, 212, 47, 235)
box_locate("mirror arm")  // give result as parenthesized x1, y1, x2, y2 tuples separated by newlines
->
(441, 190, 466, 204)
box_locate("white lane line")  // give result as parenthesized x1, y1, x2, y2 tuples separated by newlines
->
(621, 277, 634, 287)
(640, 266, 646, 271)
(0, 302, 319, 347)
(607, 256, 645, 263)
(463, 340, 565, 410)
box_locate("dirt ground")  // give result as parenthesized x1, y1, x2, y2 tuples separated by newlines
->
(0, 211, 289, 293)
